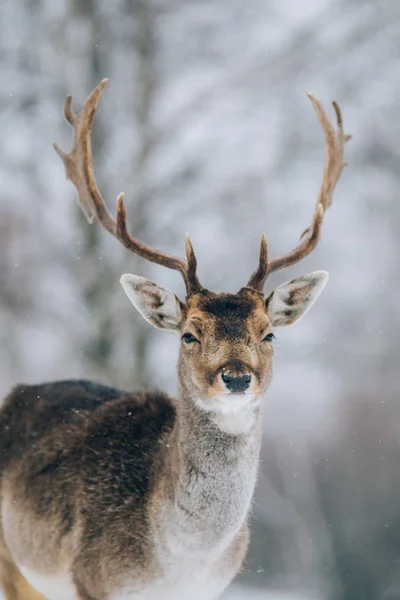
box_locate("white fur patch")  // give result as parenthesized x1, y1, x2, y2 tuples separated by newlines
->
(18, 566, 77, 600)
(18, 561, 233, 600)
(214, 392, 259, 412)
(18, 566, 228, 600)
(111, 575, 230, 600)
(196, 393, 261, 434)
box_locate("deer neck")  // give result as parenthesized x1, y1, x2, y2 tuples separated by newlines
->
(155, 381, 262, 552)
(174, 394, 262, 497)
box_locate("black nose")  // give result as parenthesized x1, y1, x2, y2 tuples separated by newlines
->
(221, 372, 251, 393)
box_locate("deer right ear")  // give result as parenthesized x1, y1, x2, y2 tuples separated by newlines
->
(120, 275, 184, 331)
(266, 271, 329, 327)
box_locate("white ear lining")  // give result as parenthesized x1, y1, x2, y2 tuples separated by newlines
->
(120, 274, 183, 331)
(267, 270, 329, 327)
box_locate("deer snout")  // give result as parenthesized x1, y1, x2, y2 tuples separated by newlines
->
(221, 372, 251, 393)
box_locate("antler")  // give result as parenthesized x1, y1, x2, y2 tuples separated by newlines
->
(53, 79, 202, 295)
(247, 93, 352, 291)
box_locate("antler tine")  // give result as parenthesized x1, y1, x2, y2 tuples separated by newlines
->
(115, 194, 199, 293)
(54, 79, 202, 295)
(246, 233, 268, 291)
(185, 234, 202, 293)
(247, 94, 351, 291)
(53, 78, 114, 228)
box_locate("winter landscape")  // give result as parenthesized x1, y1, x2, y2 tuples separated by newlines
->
(1, 1, 400, 599)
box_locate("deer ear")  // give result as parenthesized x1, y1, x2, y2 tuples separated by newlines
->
(266, 271, 329, 327)
(120, 275, 184, 331)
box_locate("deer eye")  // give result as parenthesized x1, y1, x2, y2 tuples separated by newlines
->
(262, 333, 275, 342)
(182, 333, 199, 344)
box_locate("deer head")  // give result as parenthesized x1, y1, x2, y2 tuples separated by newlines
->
(54, 79, 350, 419)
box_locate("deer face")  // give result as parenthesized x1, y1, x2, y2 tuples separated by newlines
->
(179, 289, 273, 400)
(120, 271, 328, 417)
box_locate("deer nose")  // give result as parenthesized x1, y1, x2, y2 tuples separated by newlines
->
(221, 372, 251, 393)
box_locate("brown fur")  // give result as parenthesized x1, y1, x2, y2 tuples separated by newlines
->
(0, 381, 176, 596)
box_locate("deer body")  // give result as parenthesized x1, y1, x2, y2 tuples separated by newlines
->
(0, 81, 350, 600)
(0, 374, 259, 600)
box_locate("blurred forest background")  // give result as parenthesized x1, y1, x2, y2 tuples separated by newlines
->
(1, 1, 400, 599)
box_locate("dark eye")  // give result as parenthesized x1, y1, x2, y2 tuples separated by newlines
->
(262, 333, 275, 342)
(182, 333, 199, 344)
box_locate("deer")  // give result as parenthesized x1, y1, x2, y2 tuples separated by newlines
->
(0, 79, 350, 600)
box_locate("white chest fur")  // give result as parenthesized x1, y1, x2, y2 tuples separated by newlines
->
(18, 567, 228, 600)
(111, 572, 230, 600)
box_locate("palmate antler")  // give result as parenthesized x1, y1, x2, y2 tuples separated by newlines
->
(53, 79, 202, 295)
(247, 94, 351, 291)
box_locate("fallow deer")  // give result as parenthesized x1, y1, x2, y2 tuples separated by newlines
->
(0, 79, 350, 600)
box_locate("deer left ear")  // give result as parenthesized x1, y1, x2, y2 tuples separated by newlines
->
(266, 270, 329, 327)
(120, 274, 184, 331)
